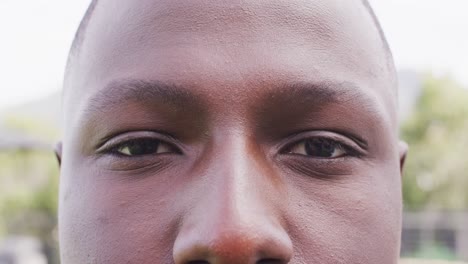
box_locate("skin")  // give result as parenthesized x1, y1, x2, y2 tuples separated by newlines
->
(57, 0, 408, 263)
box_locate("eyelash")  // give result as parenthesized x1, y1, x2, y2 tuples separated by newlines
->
(279, 133, 364, 159)
(97, 133, 182, 157)
(97, 132, 364, 160)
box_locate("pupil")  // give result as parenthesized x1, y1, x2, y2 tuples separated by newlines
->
(127, 139, 159, 155)
(305, 138, 335, 157)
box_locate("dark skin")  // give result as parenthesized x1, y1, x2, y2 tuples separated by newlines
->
(57, 0, 408, 263)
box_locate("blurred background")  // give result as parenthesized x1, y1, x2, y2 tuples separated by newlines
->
(0, 0, 467, 263)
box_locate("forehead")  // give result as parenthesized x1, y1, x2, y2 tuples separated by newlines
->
(65, 0, 396, 126)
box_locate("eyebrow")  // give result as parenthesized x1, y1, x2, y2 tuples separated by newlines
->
(85, 79, 200, 115)
(85, 78, 384, 122)
(253, 80, 388, 141)
(258, 80, 382, 114)
(264, 81, 344, 105)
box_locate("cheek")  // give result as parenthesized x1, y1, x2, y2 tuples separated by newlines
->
(286, 166, 402, 263)
(59, 164, 180, 263)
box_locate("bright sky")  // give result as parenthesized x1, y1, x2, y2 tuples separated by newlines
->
(0, 0, 467, 110)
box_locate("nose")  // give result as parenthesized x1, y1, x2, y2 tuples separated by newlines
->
(173, 137, 293, 264)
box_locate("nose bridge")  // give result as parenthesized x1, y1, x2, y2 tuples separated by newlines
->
(202, 131, 271, 239)
(173, 132, 293, 263)
(216, 132, 261, 218)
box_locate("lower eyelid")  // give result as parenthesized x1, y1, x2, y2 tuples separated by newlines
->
(99, 154, 177, 173)
(277, 155, 357, 178)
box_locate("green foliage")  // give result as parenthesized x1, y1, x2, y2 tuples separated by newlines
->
(0, 115, 60, 263)
(401, 75, 468, 210)
(411, 243, 458, 261)
(0, 151, 59, 234)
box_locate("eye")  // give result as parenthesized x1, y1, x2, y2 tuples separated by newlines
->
(286, 137, 348, 158)
(98, 131, 182, 158)
(113, 138, 175, 157)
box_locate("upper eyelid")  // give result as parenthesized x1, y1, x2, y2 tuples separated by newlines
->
(96, 131, 181, 154)
(95, 130, 366, 155)
(278, 132, 366, 155)
(286, 129, 368, 150)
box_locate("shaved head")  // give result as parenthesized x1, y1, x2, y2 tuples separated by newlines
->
(65, 0, 394, 80)
(70, 0, 389, 50)
(58, 1, 407, 263)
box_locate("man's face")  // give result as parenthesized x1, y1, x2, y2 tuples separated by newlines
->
(59, 0, 406, 263)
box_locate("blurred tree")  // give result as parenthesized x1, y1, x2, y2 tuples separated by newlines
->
(0, 117, 60, 263)
(402, 75, 468, 210)
(411, 242, 457, 260)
